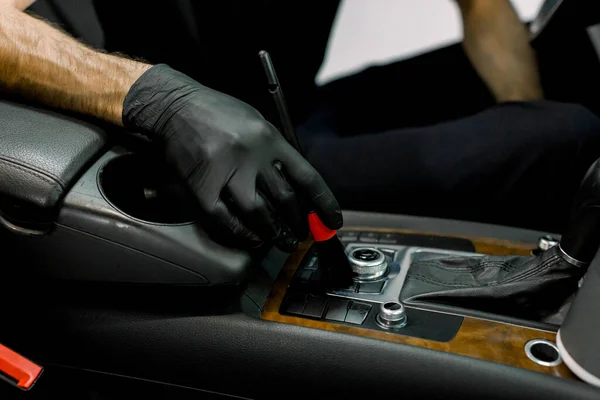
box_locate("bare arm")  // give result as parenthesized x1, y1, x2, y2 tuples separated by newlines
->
(456, 0, 543, 102)
(9, 0, 35, 11)
(0, 0, 151, 125)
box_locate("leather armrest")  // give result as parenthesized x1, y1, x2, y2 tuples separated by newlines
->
(0, 100, 107, 228)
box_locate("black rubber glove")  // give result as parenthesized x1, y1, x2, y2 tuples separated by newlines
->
(122, 64, 342, 250)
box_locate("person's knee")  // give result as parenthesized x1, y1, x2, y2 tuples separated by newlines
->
(531, 102, 600, 193)
(546, 102, 600, 142)
(494, 101, 600, 147)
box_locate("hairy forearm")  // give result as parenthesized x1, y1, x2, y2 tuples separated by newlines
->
(11, 0, 36, 11)
(0, 5, 151, 125)
(457, 0, 543, 101)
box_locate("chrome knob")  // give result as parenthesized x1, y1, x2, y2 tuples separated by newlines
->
(376, 301, 407, 329)
(347, 248, 388, 280)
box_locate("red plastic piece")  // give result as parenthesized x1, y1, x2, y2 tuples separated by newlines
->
(308, 212, 337, 242)
(0, 344, 43, 390)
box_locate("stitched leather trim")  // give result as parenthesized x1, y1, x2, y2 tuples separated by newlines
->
(0, 157, 63, 189)
(0, 159, 63, 195)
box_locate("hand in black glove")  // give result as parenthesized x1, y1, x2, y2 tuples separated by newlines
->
(122, 64, 342, 251)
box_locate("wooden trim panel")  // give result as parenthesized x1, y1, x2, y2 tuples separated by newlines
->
(261, 229, 576, 380)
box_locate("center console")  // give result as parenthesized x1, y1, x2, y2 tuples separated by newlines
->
(260, 157, 600, 384)
(262, 228, 577, 380)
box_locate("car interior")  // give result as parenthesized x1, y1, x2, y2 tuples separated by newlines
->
(2, 0, 600, 398)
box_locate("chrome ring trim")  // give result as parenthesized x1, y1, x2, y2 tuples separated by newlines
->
(558, 245, 590, 268)
(525, 339, 562, 367)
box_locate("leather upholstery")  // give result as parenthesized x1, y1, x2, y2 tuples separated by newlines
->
(0, 100, 106, 224)
(401, 246, 583, 325)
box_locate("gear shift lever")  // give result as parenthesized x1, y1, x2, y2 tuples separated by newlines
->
(401, 160, 600, 324)
(559, 158, 600, 268)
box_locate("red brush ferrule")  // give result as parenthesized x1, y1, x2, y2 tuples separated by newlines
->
(308, 212, 337, 242)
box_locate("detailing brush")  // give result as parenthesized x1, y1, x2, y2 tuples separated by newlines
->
(259, 50, 353, 288)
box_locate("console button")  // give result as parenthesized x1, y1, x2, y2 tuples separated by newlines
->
(339, 231, 359, 242)
(380, 249, 397, 258)
(305, 257, 318, 270)
(309, 269, 323, 283)
(358, 232, 380, 243)
(325, 299, 350, 322)
(376, 301, 407, 329)
(285, 295, 308, 315)
(297, 270, 312, 282)
(303, 296, 328, 318)
(338, 281, 358, 292)
(345, 302, 372, 325)
(357, 281, 385, 293)
(379, 233, 399, 244)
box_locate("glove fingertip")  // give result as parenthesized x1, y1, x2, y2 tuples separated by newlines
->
(316, 208, 343, 231)
(329, 210, 344, 230)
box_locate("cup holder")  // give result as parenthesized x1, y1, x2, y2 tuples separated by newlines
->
(98, 154, 197, 225)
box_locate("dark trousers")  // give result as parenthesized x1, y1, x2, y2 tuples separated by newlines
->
(298, 44, 600, 232)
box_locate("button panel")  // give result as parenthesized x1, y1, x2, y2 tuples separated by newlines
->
(284, 295, 372, 326)
(280, 235, 468, 340)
